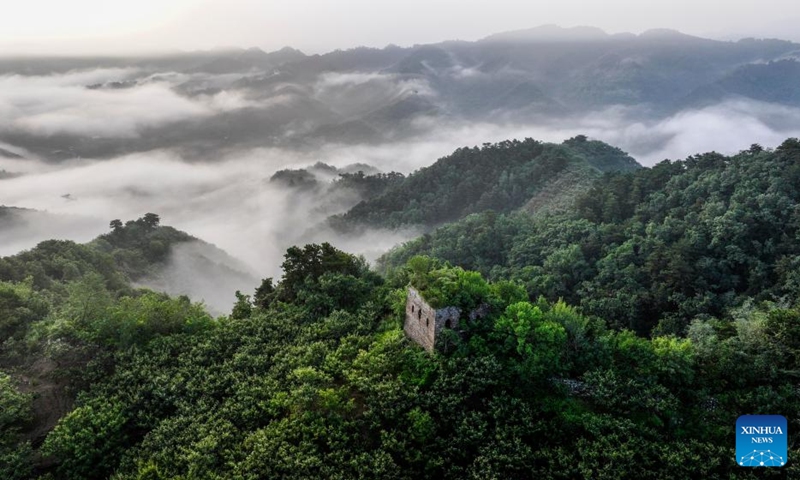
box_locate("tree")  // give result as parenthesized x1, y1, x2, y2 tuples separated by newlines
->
(253, 278, 276, 309)
(231, 291, 253, 320)
(41, 398, 128, 480)
(278, 243, 366, 301)
(494, 302, 567, 379)
(141, 213, 160, 229)
(0, 373, 33, 480)
(109, 219, 123, 231)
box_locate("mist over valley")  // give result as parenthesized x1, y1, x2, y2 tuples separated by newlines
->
(3, 26, 800, 309)
(5, 8, 800, 478)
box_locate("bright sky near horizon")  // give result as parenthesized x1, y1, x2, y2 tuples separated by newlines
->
(1, 0, 798, 55)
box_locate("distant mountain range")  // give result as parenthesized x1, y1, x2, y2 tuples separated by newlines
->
(0, 25, 798, 160)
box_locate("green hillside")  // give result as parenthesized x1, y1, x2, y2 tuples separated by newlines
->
(2, 239, 799, 478)
(3, 140, 800, 478)
(331, 136, 640, 230)
(381, 139, 800, 335)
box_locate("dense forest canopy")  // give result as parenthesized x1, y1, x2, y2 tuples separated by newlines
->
(382, 139, 800, 336)
(331, 136, 640, 230)
(2, 138, 800, 478)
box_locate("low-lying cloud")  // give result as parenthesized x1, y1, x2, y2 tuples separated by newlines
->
(571, 100, 800, 164)
(0, 147, 416, 283)
(0, 68, 259, 139)
(3, 67, 800, 311)
(312, 71, 434, 118)
(4, 95, 799, 262)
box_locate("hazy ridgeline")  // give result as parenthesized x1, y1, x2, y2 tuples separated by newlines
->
(2, 27, 800, 308)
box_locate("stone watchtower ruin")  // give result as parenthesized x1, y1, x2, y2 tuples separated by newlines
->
(404, 286, 488, 353)
(404, 287, 460, 353)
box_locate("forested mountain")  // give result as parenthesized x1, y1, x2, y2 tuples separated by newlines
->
(96, 216, 259, 313)
(4, 138, 800, 478)
(270, 161, 403, 200)
(331, 136, 640, 230)
(3, 234, 800, 478)
(381, 139, 800, 335)
(0, 216, 216, 476)
(0, 213, 256, 313)
(684, 59, 800, 107)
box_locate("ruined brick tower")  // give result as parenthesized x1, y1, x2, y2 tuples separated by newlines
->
(403, 287, 462, 353)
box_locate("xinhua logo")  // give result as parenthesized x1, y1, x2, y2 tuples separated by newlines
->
(736, 415, 787, 467)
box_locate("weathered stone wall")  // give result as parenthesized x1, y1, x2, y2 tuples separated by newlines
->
(405, 287, 488, 353)
(469, 303, 490, 321)
(434, 307, 460, 336)
(404, 287, 437, 353)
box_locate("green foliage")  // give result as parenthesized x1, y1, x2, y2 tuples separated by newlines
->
(270, 168, 320, 190)
(333, 171, 406, 199)
(383, 139, 800, 335)
(41, 398, 129, 480)
(399, 255, 493, 311)
(0, 215, 222, 478)
(296, 271, 378, 316)
(0, 279, 49, 352)
(0, 372, 32, 435)
(0, 214, 197, 299)
(494, 302, 568, 379)
(332, 138, 640, 230)
(253, 277, 276, 309)
(0, 239, 128, 292)
(3, 248, 795, 478)
(40, 274, 212, 350)
(232, 290, 253, 320)
(278, 242, 375, 301)
(0, 372, 33, 480)
(94, 292, 213, 349)
(563, 135, 642, 173)
(5, 132, 800, 480)
(95, 214, 195, 280)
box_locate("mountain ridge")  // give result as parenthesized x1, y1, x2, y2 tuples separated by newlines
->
(330, 136, 640, 230)
(1, 26, 799, 160)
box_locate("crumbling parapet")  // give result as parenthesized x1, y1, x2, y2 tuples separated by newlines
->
(404, 287, 437, 352)
(404, 286, 486, 353)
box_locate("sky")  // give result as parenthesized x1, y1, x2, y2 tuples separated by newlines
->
(1, 0, 798, 55)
